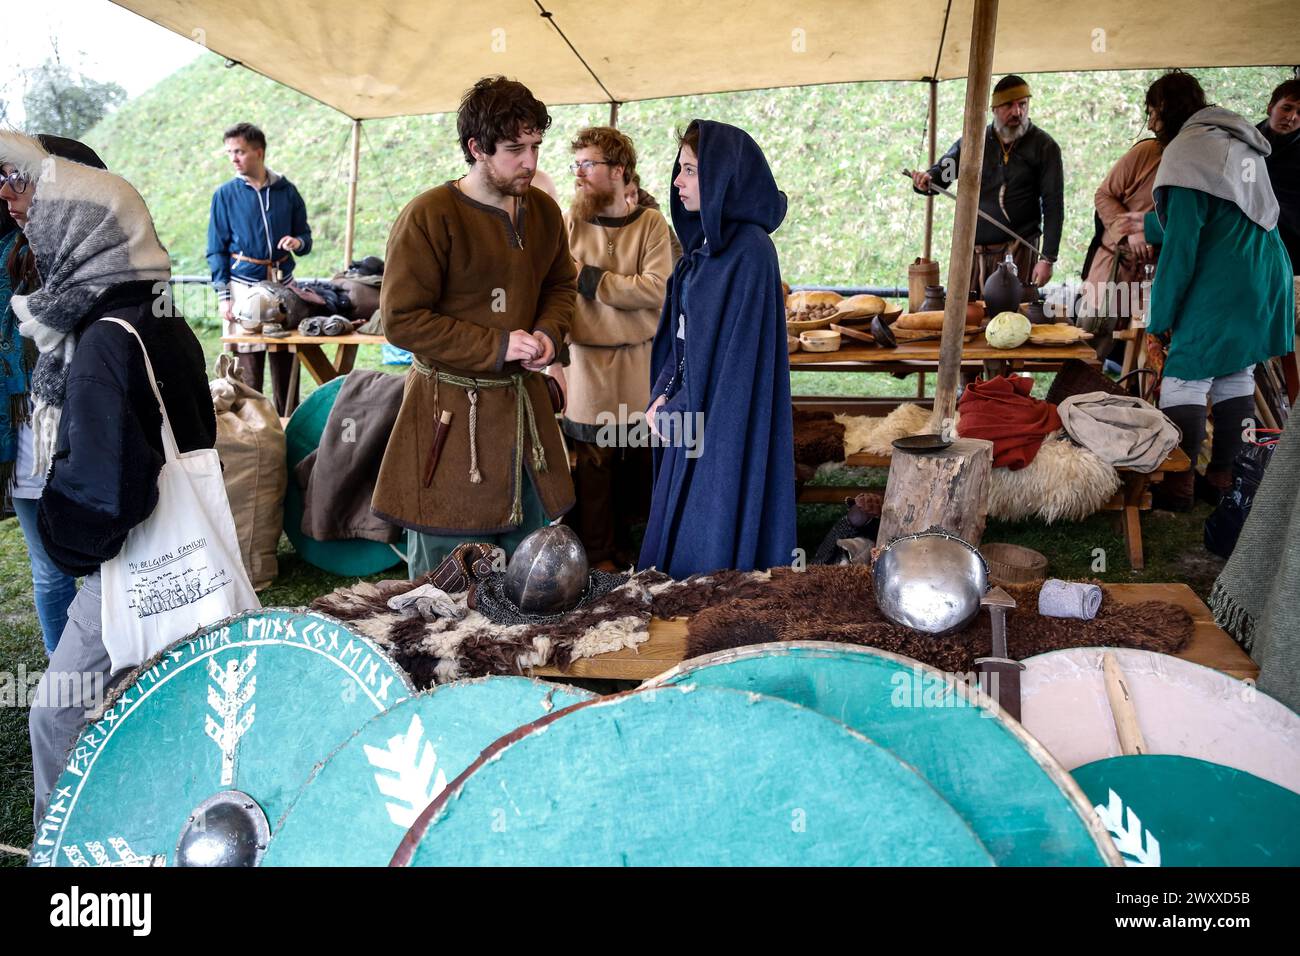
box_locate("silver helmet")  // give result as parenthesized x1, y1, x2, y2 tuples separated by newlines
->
(504, 524, 590, 614)
(872, 529, 989, 635)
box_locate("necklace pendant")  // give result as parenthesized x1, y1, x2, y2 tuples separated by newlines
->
(607, 240, 615, 256)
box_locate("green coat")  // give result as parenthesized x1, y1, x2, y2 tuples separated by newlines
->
(1144, 186, 1292, 381)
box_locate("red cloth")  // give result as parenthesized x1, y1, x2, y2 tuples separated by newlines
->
(957, 375, 1062, 470)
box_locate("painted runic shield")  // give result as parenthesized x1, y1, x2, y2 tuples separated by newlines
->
(264, 677, 593, 866)
(29, 609, 413, 867)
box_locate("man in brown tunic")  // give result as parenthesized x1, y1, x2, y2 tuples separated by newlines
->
(372, 77, 577, 578)
(560, 127, 673, 570)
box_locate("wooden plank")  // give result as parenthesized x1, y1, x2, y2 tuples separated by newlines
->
(1106, 584, 1258, 682)
(797, 486, 873, 504)
(788, 334, 1099, 367)
(793, 397, 931, 416)
(843, 447, 1190, 474)
(294, 344, 339, 386)
(332, 343, 359, 375)
(533, 583, 1257, 683)
(933, 0, 1001, 429)
(222, 333, 386, 347)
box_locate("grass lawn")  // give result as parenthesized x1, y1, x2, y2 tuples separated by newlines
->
(0, 308, 1226, 863)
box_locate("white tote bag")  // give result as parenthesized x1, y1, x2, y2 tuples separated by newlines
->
(98, 318, 261, 673)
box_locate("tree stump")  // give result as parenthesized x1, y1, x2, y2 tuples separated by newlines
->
(877, 438, 994, 547)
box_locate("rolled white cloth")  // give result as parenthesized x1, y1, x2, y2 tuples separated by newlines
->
(1038, 578, 1103, 620)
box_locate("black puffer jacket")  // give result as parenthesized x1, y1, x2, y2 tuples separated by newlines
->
(37, 281, 216, 576)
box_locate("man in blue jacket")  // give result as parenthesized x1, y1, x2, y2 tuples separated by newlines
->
(207, 122, 313, 410)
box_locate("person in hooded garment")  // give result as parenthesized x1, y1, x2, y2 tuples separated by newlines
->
(637, 120, 796, 578)
(1, 135, 107, 656)
(1124, 84, 1293, 511)
(0, 131, 216, 828)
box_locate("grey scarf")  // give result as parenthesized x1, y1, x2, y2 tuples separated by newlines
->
(0, 131, 171, 477)
(1154, 106, 1280, 231)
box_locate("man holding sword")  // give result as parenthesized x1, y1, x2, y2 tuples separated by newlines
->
(207, 122, 313, 408)
(912, 75, 1064, 291)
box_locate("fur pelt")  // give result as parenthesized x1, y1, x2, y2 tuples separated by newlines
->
(686, 566, 1193, 673)
(312, 564, 1192, 688)
(313, 572, 668, 686)
(792, 410, 846, 467)
(834, 404, 1121, 523)
(837, 403, 935, 457)
(310, 568, 782, 686)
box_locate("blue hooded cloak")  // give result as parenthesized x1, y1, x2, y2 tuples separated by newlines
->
(636, 120, 796, 577)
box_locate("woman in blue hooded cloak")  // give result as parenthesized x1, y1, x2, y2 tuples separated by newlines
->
(637, 121, 797, 577)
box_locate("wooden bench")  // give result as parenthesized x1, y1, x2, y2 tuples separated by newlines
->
(798, 447, 1192, 571)
(532, 583, 1255, 683)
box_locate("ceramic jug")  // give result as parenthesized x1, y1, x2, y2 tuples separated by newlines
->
(982, 254, 1022, 316)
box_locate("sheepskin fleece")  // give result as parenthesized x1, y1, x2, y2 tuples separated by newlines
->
(834, 405, 1121, 523)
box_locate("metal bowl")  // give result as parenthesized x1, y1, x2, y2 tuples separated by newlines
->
(872, 530, 989, 635)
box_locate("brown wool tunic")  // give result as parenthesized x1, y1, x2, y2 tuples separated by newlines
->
(372, 181, 577, 535)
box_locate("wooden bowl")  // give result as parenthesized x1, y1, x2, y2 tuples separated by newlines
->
(786, 315, 834, 335)
(879, 307, 904, 326)
(980, 543, 1048, 587)
(799, 330, 841, 352)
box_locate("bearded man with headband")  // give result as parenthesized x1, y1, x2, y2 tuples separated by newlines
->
(912, 74, 1064, 290)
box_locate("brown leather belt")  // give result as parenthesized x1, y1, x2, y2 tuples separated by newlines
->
(232, 252, 290, 280)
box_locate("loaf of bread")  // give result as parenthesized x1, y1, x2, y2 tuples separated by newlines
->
(786, 290, 843, 311)
(835, 294, 887, 317)
(896, 311, 948, 331)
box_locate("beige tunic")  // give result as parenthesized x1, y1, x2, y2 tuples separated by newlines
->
(372, 182, 577, 535)
(562, 206, 673, 436)
(1084, 139, 1163, 316)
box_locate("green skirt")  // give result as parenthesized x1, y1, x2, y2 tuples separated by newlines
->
(405, 479, 548, 580)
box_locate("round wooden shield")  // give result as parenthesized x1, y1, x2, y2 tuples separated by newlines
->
(29, 609, 413, 868)
(263, 677, 593, 866)
(393, 685, 996, 867)
(1073, 755, 1300, 866)
(648, 642, 1117, 866)
(284, 375, 403, 576)
(1020, 647, 1300, 795)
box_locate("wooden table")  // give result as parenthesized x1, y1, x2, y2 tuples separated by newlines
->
(532, 583, 1256, 683)
(221, 332, 387, 414)
(789, 333, 1099, 374)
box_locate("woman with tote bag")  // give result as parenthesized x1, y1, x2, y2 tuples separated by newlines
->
(0, 131, 260, 827)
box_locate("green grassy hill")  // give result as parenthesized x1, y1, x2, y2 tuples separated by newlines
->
(86, 55, 1289, 297)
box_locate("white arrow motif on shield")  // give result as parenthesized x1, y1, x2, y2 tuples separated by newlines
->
(204, 650, 258, 787)
(363, 713, 448, 829)
(1094, 788, 1161, 867)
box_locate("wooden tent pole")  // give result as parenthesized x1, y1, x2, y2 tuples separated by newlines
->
(931, 0, 999, 432)
(923, 78, 938, 261)
(609, 101, 621, 127)
(343, 118, 362, 270)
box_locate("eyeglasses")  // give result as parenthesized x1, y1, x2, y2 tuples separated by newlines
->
(570, 160, 612, 174)
(0, 170, 29, 195)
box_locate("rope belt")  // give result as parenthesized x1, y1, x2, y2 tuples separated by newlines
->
(412, 357, 547, 525)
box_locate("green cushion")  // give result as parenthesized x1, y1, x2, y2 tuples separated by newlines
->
(284, 375, 403, 576)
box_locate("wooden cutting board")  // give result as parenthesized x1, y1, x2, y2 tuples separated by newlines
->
(1028, 323, 1093, 345)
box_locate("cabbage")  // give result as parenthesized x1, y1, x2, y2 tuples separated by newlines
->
(986, 311, 1031, 349)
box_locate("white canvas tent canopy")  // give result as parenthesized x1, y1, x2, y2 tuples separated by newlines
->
(113, 0, 1294, 119)
(111, 0, 1297, 422)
